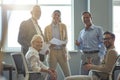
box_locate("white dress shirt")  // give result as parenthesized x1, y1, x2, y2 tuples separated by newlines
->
(25, 47, 49, 72)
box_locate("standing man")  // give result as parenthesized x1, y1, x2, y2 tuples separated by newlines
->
(44, 10, 71, 77)
(84, 31, 118, 80)
(18, 5, 44, 61)
(75, 12, 106, 75)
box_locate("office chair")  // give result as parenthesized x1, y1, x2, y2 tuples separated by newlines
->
(65, 75, 92, 80)
(111, 55, 120, 80)
(11, 53, 42, 80)
(65, 55, 120, 80)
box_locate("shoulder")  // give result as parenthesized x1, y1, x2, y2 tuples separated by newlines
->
(93, 25, 102, 30)
(108, 49, 118, 56)
(60, 23, 66, 27)
(79, 29, 85, 34)
(20, 19, 31, 27)
(45, 24, 51, 29)
(92, 25, 103, 34)
(26, 51, 38, 59)
(21, 19, 31, 24)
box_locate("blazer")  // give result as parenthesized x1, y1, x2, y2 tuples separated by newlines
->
(18, 18, 45, 61)
(91, 47, 118, 79)
(44, 23, 68, 52)
(18, 18, 44, 50)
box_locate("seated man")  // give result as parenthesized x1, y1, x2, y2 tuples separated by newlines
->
(84, 31, 118, 80)
(25, 34, 57, 80)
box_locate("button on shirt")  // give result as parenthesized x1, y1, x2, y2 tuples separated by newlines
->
(77, 25, 106, 57)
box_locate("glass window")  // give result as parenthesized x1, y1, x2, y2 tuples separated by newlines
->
(38, 0, 71, 4)
(2, 1, 72, 52)
(3, 0, 36, 4)
(113, 6, 120, 54)
(3, 0, 71, 5)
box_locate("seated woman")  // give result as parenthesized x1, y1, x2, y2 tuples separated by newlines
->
(25, 34, 57, 80)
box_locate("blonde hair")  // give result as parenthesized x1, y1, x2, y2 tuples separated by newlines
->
(30, 34, 43, 45)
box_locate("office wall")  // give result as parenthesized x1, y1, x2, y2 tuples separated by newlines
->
(74, 0, 87, 48)
(88, 0, 113, 32)
(74, 0, 113, 49)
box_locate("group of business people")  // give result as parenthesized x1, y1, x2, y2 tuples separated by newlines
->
(17, 5, 118, 80)
(18, 5, 70, 80)
(72, 10, 118, 80)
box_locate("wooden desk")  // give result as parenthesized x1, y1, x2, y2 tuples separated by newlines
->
(2, 63, 15, 80)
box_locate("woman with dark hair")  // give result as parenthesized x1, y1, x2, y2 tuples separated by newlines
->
(44, 10, 71, 78)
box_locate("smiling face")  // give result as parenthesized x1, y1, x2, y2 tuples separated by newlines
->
(31, 35, 43, 51)
(52, 10, 61, 24)
(81, 12, 92, 28)
(103, 34, 114, 49)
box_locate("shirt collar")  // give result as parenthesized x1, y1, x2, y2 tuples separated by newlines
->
(84, 24, 95, 31)
(52, 23, 59, 28)
(31, 18, 38, 25)
(29, 47, 39, 54)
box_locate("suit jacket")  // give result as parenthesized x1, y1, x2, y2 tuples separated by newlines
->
(91, 47, 118, 79)
(44, 23, 68, 52)
(18, 18, 45, 61)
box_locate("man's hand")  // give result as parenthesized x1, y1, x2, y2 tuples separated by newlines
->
(84, 64, 92, 70)
(45, 50, 49, 55)
(50, 44, 56, 48)
(75, 40, 80, 46)
(62, 44, 66, 47)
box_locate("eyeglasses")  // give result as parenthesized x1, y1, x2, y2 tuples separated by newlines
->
(103, 37, 112, 41)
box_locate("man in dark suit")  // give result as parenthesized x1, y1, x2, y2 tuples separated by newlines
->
(18, 5, 45, 61)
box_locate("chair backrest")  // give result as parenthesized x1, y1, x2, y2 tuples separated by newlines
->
(110, 55, 120, 80)
(11, 53, 29, 77)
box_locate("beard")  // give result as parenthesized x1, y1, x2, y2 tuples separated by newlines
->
(105, 44, 111, 49)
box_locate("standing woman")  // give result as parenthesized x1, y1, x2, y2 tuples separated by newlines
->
(44, 10, 71, 78)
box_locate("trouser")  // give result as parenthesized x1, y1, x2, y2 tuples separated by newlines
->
(80, 52, 100, 75)
(48, 49, 71, 77)
(89, 70, 109, 80)
(29, 72, 55, 80)
(29, 73, 45, 80)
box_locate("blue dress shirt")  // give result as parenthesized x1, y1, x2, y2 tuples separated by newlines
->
(77, 24, 106, 57)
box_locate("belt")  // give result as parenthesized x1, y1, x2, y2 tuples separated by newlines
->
(83, 50, 99, 54)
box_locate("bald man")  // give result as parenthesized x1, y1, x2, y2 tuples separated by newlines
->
(18, 5, 45, 61)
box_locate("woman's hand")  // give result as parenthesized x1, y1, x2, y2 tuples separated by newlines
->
(48, 68, 57, 80)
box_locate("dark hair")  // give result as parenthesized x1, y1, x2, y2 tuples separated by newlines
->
(53, 10, 61, 16)
(82, 12, 91, 17)
(104, 31, 115, 39)
(53, 10, 61, 22)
